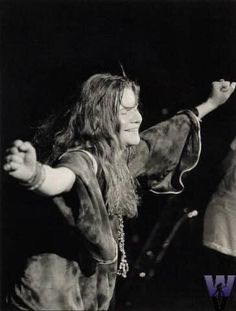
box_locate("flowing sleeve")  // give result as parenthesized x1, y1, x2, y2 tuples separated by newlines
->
(128, 110, 201, 194)
(54, 150, 117, 264)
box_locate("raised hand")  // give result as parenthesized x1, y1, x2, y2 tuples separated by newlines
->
(3, 140, 37, 182)
(210, 79, 236, 107)
(195, 79, 236, 119)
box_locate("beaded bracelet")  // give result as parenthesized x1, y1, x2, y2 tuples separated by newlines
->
(21, 162, 46, 191)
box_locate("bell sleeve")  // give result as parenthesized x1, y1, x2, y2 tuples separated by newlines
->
(128, 110, 201, 194)
(54, 150, 117, 264)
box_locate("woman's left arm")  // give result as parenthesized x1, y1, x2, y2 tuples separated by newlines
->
(128, 80, 235, 194)
(196, 79, 236, 119)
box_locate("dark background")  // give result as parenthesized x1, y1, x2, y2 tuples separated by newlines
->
(1, 0, 236, 310)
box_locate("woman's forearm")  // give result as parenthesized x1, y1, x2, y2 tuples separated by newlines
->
(196, 79, 235, 119)
(195, 98, 219, 119)
(33, 165, 76, 196)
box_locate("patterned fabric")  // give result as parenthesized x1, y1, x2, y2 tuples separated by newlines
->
(7, 111, 200, 310)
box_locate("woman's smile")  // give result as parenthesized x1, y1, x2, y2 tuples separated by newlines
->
(118, 88, 142, 146)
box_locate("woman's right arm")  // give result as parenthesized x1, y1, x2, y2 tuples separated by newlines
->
(3, 140, 76, 196)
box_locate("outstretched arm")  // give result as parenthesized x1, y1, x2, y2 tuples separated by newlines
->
(3, 140, 76, 196)
(129, 80, 235, 193)
(196, 79, 236, 119)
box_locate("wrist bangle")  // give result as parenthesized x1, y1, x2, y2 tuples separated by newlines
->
(21, 162, 46, 191)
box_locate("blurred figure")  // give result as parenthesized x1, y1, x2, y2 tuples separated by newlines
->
(203, 136, 236, 309)
(204, 136, 236, 259)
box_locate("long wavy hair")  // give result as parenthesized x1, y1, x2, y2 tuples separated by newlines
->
(33, 73, 140, 218)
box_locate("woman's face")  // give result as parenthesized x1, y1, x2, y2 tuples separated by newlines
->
(118, 87, 142, 146)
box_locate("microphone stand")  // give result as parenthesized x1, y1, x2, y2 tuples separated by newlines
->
(117, 209, 198, 307)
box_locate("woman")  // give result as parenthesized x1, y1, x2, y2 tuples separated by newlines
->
(3, 74, 235, 310)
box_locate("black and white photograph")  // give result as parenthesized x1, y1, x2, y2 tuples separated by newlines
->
(1, 0, 236, 310)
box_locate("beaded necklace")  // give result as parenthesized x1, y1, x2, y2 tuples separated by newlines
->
(85, 148, 134, 278)
(116, 209, 129, 278)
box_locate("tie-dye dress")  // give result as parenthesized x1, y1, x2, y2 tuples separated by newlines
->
(7, 110, 200, 310)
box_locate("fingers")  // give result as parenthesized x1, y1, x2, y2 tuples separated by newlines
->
(213, 79, 236, 93)
(230, 82, 236, 92)
(5, 147, 24, 158)
(4, 153, 24, 172)
(12, 140, 34, 153)
(4, 140, 35, 173)
(219, 79, 230, 92)
(213, 79, 230, 89)
(5, 140, 34, 157)
(223, 81, 236, 95)
(3, 161, 22, 172)
(5, 154, 24, 164)
(5, 146, 18, 155)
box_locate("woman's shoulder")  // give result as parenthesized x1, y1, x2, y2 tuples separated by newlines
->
(56, 147, 98, 176)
